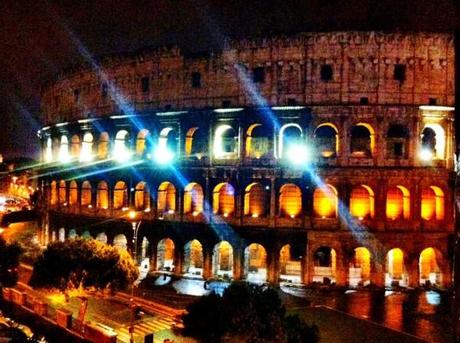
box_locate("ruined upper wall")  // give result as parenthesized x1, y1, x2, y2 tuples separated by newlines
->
(41, 31, 455, 125)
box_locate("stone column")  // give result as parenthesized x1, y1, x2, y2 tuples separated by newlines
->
(203, 248, 213, 279)
(174, 245, 184, 275)
(266, 248, 280, 284)
(370, 255, 385, 288)
(335, 251, 348, 287)
(269, 177, 276, 228)
(233, 247, 244, 280)
(407, 256, 420, 288)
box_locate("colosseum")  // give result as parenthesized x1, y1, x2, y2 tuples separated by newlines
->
(37, 31, 455, 288)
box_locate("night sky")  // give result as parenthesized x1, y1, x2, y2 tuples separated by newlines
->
(0, 0, 456, 159)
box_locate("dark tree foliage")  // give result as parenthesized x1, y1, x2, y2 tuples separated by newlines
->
(182, 282, 319, 343)
(0, 237, 22, 287)
(29, 238, 138, 291)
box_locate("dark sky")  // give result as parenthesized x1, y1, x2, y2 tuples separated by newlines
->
(0, 0, 456, 159)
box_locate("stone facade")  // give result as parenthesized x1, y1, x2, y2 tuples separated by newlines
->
(37, 31, 455, 288)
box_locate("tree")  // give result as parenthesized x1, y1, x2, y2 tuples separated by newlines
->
(182, 282, 319, 343)
(29, 238, 138, 292)
(0, 237, 22, 287)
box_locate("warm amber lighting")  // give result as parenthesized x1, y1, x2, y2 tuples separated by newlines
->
(213, 183, 235, 216)
(113, 181, 128, 210)
(279, 183, 302, 217)
(97, 181, 109, 209)
(419, 247, 439, 279)
(421, 186, 444, 221)
(387, 248, 404, 279)
(313, 185, 337, 218)
(128, 210, 136, 220)
(158, 181, 176, 213)
(244, 183, 265, 217)
(354, 247, 371, 280)
(386, 186, 410, 220)
(184, 183, 204, 214)
(350, 185, 374, 219)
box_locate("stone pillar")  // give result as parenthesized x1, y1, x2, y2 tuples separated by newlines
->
(335, 252, 348, 287)
(375, 178, 386, 230)
(269, 177, 276, 227)
(266, 248, 280, 284)
(370, 256, 385, 288)
(174, 246, 184, 275)
(203, 248, 213, 279)
(233, 247, 244, 280)
(407, 256, 420, 288)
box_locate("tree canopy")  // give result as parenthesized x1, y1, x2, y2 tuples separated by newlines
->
(29, 238, 138, 291)
(182, 282, 319, 343)
(0, 237, 22, 287)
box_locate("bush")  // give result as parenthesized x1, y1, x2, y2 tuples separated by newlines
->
(29, 238, 138, 292)
(0, 237, 22, 287)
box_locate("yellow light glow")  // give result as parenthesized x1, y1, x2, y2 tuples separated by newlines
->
(421, 186, 444, 221)
(350, 185, 374, 219)
(387, 248, 404, 279)
(279, 183, 302, 217)
(128, 210, 136, 220)
(313, 185, 337, 218)
(419, 247, 438, 279)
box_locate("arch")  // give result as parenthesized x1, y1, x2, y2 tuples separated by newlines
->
(212, 241, 233, 278)
(314, 123, 338, 158)
(58, 228, 65, 242)
(50, 181, 57, 205)
(279, 183, 302, 218)
(59, 135, 70, 163)
(98, 132, 110, 159)
(96, 232, 107, 244)
(278, 123, 303, 158)
(134, 182, 150, 211)
(136, 129, 150, 155)
(114, 130, 131, 162)
(244, 183, 266, 217)
(386, 248, 407, 287)
(386, 186, 410, 220)
(184, 240, 204, 276)
(184, 183, 204, 215)
(350, 185, 375, 219)
(313, 184, 338, 218)
(313, 247, 336, 284)
(244, 243, 267, 283)
(349, 247, 371, 287)
(113, 181, 128, 210)
(82, 231, 91, 239)
(156, 238, 175, 271)
(70, 135, 81, 158)
(213, 183, 235, 217)
(421, 124, 446, 160)
(157, 182, 176, 214)
(113, 234, 128, 251)
(279, 244, 302, 283)
(155, 127, 178, 162)
(68, 229, 77, 239)
(96, 181, 109, 209)
(246, 124, 271, 159)
(80, 132, 94, 162)
(419, 247, 442, 286)
(421, 186, 445, 221)
(68, 180, 78, 206)
(350, 123, 374, 157)
(45, 137, 53, 162)
(387, 124, 409, 158)
(58, 180, 67, 205)
(185, 127, 207, 158)
(81, 181, 92, 207)
(214, 124, 238, 159)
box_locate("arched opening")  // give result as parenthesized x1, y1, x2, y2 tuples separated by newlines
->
(59, 135, 70, 163)
(156, 238, 175, 272)
(136, 129, 150, 156)
(113, 234, 128, 251)
(81, 181, 92, 207)
(113, 181, 128, 210)
(279, 124, 303, 158)
(82, 231, 91, 239)
(50, 181, 57, 205)
(184, 240, 204, 276)
(212, 241, 233, 278)
(68, 229, 77, 239)
(349, 247, 371, 287)
(214, 125, 238, 159)
(387, 124, 409, 158)
(419, 247, 442, 286)
(113, 130, 131, 162)
(96, 181, 109, 209)
(350, 123, 374, 158)
(96, 232, 107, 244)
(68, 181, 78, 206)
(157, 182, 176, 214)
(421, 124, 445, 160)
(314, 123, 338, 158)
(350, 185, 375, 219)
(386, 248, 407, 287)
(246, 124, 271, 159)
(313, 247, 336, 284)
(70, 135, 81, 158)
(134, 182, 150, 211)
(184, 183, 204, 215)
(45, 137, 53, 162)
(98, 132, 110, 159)
(80, 132, 94, 162)
(155, 127, 178, 162)
(421, 186, 445, 221)
(386, 186, 410, 220)
(244, 243, 267, 283)
(279, 183, 302, 218)
(313, 184, 338, 218)
(58, 228, 65, 242)
(58, 180, 67, 205)
(185, 127, 207, 159)
(244, 183, 266, 217)
(213, 183, 235, 217)
(279, 244, 302, 283)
